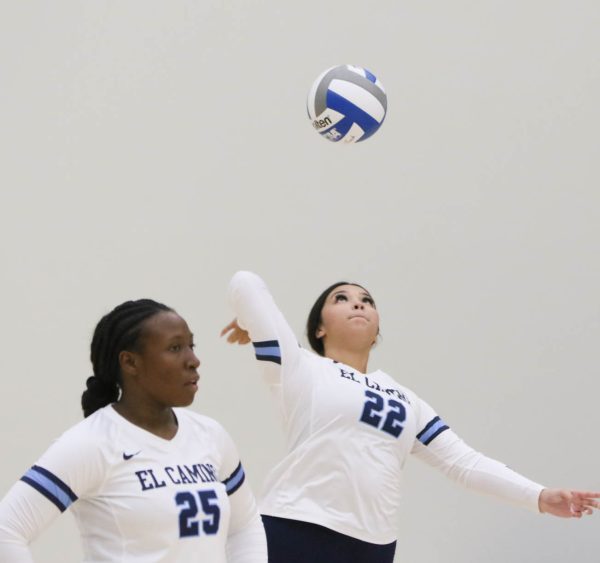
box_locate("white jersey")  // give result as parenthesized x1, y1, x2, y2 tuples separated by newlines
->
(0, 406, 266, 562)
(229, 271, 545, 545)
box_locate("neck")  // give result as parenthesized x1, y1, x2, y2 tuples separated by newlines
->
(323, 344, 370, 374)
(113, 396, 178, 440)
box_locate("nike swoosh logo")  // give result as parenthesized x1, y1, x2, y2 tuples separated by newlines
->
(123, 451, 141, 460)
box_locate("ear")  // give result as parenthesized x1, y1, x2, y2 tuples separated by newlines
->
(119, 350, 140, 377)
(315, 325, 325, 339)
(371, 328, 381, 348)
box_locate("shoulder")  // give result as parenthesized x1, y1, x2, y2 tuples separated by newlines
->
(299, 347, 332, 367)
(32, 407, 118, 491)
(50, 407, 115, 450)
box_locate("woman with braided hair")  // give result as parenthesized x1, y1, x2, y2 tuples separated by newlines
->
(0, 299, 267, 562)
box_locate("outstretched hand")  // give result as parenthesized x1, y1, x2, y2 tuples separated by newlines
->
(538, 489, 600, 518)
(220, 319, 251, 345)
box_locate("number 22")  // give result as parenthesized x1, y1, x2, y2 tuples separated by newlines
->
(359, 390, 406, 438)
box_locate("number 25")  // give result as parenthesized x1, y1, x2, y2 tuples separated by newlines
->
(176, 490, 220, 537)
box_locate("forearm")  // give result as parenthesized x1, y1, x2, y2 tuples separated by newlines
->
(459, 452, 544, 512)
(0, 538, 34, 563)
(0, 481, 59, 563)
(226, 512, 267, 562)
(415, 430, 544, 512)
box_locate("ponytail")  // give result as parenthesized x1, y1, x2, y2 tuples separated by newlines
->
(82, 299, 172, 417)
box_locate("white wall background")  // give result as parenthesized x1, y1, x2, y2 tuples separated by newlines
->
(1, 1, 598, 561)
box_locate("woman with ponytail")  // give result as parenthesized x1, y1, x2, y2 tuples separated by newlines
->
(222, 271, 599, 563)
(0, 299, 267, 562)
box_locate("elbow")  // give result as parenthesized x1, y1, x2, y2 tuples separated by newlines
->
(230, 270, 259, 285)
(229, 271, 264, 301)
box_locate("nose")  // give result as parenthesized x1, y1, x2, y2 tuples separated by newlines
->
(188, 350, 201, 370)
(352, 301, 365, 310)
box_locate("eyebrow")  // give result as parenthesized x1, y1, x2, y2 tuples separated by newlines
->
(331, 289, 373, 298)
(167, 332, 194, 340)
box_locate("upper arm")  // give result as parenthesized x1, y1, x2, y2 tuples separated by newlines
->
(215, 422, 261, 537)
(228, 271, 302, 382)
(0, 427, 105, 555)
(0, 480, 61, 550)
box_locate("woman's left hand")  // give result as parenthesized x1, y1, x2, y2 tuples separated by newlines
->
(538, 489, 600, 518)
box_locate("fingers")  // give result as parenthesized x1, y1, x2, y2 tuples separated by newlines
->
(227, 331, 244, 344)
(220, 320, 237, 337)
(572, 491, 600, 500)
(233, 331, 250, 345)
(572, 493, 600, 509)
(569, 493, 600, 517)
(220, 320, 251, 345)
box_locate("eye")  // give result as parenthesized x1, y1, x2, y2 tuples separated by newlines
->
(362, 296, 375, 306)
(169, 344, 182, 352)
(334, 294, 347, 302)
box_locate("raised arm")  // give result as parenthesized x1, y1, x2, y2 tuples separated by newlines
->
(224, 271, 302, 383)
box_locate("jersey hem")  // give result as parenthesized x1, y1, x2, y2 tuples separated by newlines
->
(259, 508, 397, 545)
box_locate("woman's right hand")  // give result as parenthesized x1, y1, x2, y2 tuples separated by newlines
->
(220, 319, 251, 345)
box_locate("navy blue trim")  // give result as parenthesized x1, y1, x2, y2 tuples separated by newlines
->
(21, 476, 68, 512)
(222, 462, 245, 496)
(255, 354, 281, 365)
(417, 416, 441, 439)
(32, 465, 77, 502)
(416, 416, 449, 446)
(253, 340, 282, 365)
(253, 340, 279, 348)
(422, 425, 449, 445)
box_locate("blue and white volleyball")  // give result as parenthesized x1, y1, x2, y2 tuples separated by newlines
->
(307, 65, 387, 144)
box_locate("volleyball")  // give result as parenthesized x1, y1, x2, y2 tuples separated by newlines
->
(307, 65, 387, 144)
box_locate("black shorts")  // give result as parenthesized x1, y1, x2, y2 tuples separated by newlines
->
(261, 515, 397, 563)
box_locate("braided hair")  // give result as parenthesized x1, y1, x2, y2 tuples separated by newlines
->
(81, 299, 172, 418)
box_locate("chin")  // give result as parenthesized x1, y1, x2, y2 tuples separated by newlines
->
(172, 394, 196, 408)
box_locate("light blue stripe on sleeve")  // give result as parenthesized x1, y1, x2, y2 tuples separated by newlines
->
(225, 465, 245, 495)
(23, 467, 76, 510)
(418, 419, 447, 445)
(255, 346, 280, 357)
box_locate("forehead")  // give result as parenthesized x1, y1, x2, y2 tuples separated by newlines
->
(328, 284, 372, 298)
(141, 311, 191, 340)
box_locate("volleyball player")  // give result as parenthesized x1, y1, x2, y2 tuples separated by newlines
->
(222, 271, 599, 563)
(0, 299, 267, 562)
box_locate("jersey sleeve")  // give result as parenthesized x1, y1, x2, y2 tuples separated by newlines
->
(215, 423, 267, 562)
(228, 271, 302, 385)
(410, 397, 544, 513)
(0, 424, 107, 560)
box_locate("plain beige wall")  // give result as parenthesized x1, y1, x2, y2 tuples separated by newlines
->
(1, 1, 598, 561)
